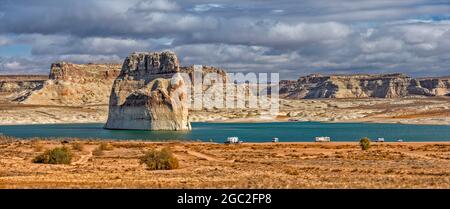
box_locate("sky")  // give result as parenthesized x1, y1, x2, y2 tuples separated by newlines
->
(0, 0, 449, 79)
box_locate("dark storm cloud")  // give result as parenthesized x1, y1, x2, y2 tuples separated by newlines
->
(0, 0, 449, 78)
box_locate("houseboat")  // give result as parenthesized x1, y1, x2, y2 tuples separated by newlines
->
(315, 136, 331, 142)
(225, 137, 242, 144)
(375, 138, 385, 142)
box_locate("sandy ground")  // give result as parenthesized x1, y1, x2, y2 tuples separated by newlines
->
(1, 138, 450, 189)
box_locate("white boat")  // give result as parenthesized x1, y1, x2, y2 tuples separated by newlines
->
(375, 138, 385, 142)
(272, 138, 279, 143)
(225, 137, 241, 144)
(315, 136, 331, 142)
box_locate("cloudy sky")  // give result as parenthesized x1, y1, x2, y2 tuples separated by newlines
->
(0, 0, 449, 79)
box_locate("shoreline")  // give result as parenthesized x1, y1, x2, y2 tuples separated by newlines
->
(1, 118, 449, 126)
(5, 137, 450, 145)
(1, 136, 449, 143)
(1, 97, 449, 126)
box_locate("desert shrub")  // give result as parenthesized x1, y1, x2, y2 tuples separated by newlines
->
(359, 137, 371, 150)
(116, 142, 146, 149)
(99, 142, 114, 151)
(0, 134, 14, 144)
(140, 147, 179, 170)
(71, 142, 85, 151)
(284, 168, 299, 176)
(92, 142, 113, 156)
(33, 147, 72, 164)
(92, 147, 104, 156)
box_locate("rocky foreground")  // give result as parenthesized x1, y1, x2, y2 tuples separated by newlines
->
(1, 138, 450, 188)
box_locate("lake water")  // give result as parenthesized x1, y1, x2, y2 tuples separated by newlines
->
(1, 122, 449, 142)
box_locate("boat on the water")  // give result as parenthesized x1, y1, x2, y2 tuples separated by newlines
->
(315, 136, 331, 142)
(225, 137, 242, 144)
(375, 138, 385, 142)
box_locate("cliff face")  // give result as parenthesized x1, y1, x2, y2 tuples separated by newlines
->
(6, 59, 449, 108)
(105, 51, 191, 131)
(17, 62, 121, 105)
(49, 62, 120, 82)
(180, 65, 227, 82)
(0, 75, 46, 93)
(281, 73, 450, 99)
(8, 59, 227, 107)
(417, 78, 450, 96)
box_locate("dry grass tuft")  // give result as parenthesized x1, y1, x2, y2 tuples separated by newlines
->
(359, 137, 371, 150)
(99, 142, 114, 151)
(140, 147, 179, 170)
(33, 147, 72, 164)
(71, 142, 85, 151)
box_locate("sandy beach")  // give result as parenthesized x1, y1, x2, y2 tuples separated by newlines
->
(1, 137, 450, 189)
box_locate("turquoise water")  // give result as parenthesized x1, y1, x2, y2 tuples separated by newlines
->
(1, 122, 449, 142)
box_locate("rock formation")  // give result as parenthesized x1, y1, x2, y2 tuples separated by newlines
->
(180, 65, 227, 82)
(4, 58, 449, 109)
(16, 62, 121, 105)
(0, 75, 46, 93)
(104, 51, 191, 130)
(48, 62, 121, 82)
(416, 77, 450, 96)
(280, 73, 450, 99)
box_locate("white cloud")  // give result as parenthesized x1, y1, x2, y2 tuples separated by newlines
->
(4, 61, 23, 70)
(0, 36, 11, 46)
(393, 21, 450, 44)
(0, 0, 449, 78)
(271, 9, 284, 13)
(268, 22, 351, 43)
(133, 0, 180, 12)
(360, 37, 404, 53)
(27, 35, 170, 55)
(56, 54, 122, 64)
(0, 57, 45, 74)
(190, 4, 224, 12)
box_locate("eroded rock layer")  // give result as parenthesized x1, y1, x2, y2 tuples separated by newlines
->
(280, 73, 450, 99)
(0, 75, 46, 93)
(17, 62, 121, 105)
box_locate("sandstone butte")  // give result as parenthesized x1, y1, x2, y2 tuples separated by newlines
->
(104, 51, 191, 131)
(9, 62, 122, 105)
